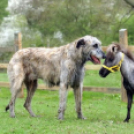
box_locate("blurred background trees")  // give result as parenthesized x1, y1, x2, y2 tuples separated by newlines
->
(0, 0, 134, 48)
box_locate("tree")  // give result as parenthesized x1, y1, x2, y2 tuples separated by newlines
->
(0, 0, 8, 24)
(5, 0, 134, 47)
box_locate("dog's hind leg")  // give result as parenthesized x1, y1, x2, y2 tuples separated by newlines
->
(24, 80, 37, 117)
(8, 76, 24, 118)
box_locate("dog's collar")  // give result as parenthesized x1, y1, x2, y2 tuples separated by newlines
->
(102, 53, 124, 73)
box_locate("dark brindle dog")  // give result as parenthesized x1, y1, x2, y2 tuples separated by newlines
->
(99, 43, 134, 122)
(6, 35, 105, 119)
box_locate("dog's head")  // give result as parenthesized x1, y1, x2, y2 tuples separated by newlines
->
(76, 35, 105, 64)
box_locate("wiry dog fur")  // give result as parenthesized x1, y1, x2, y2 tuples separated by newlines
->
(6, 35, 105, 119)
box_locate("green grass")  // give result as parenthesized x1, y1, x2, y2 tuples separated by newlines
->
(84, 70, 121, 88)
(0, 68, 128, 134)
(0, 88, 134, 134)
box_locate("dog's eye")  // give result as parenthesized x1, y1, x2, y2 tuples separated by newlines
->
(93, 44, 98, 48)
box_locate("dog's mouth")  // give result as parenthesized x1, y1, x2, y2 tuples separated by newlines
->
(89, 55, 101, 64)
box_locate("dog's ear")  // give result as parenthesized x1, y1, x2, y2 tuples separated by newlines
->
(76, 39, 85, 49)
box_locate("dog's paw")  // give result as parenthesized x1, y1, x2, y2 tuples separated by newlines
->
(78, 116, 87, 120)
(58, 113, 64, 120)
(77, 113, 86, 120)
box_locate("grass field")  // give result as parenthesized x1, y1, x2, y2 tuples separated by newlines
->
(0, 88, 134, 134)
(0, 68, 132, 134)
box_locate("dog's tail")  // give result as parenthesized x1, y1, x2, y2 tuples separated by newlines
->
(5, 104, 9, 111)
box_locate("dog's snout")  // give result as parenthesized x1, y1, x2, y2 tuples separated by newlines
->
(100, 51, 106, 59)
(102, 53, 106, 59)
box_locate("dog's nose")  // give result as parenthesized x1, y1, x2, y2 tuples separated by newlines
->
(101, 51, 106, 59)
(102, 52, 106, 59)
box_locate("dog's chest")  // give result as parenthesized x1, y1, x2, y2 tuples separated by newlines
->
(69, 66, 84, 87)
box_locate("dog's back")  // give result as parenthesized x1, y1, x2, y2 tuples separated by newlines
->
(7, 46, 69, 87)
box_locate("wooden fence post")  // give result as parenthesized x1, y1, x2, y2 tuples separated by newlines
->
(119, 29, 128, 102)
(14, 32, 24, 98)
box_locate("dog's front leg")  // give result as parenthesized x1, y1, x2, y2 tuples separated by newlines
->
(73, 82, 85, 119)
(58, 83, 68, 120)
